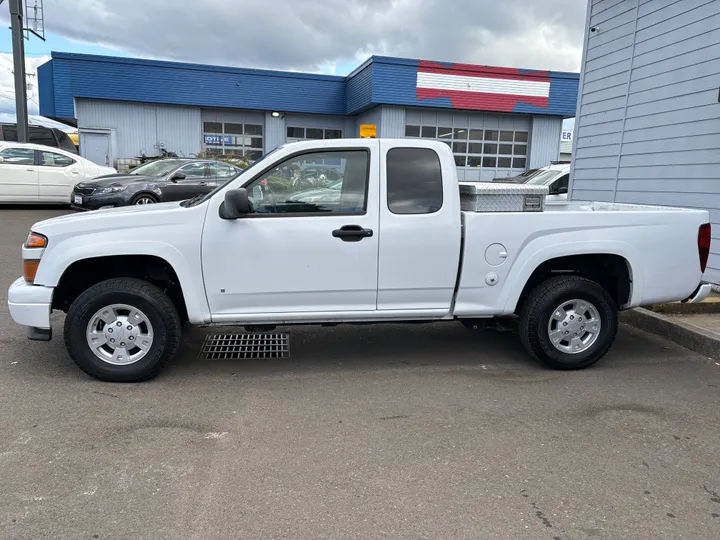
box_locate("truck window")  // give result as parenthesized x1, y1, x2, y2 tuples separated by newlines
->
(245, 150, 369, 214)
(386, 148, 443, 214)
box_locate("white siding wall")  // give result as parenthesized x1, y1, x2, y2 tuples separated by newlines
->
(76, 99, 202, 159)
(571, 0, 720, 282)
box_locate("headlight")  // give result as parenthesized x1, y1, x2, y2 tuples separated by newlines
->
(95, 185, 127, 194)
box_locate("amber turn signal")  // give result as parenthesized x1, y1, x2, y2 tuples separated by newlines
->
(25, 233, 47, 248)
(23, 260, 40, 283)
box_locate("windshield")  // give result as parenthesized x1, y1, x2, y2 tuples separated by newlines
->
(181, 148, 283, 207)
(526, 169, 564, 186)
(130, 160, 184, 176)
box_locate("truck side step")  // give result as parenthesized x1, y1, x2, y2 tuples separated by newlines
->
(200, 332, 290, 360)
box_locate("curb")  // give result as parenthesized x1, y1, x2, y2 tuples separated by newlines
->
(620, 308, 720, 358)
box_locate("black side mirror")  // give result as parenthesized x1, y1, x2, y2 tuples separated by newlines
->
(557, 185, 568, 195)
(219, 188, 251, 219)
(171, 171, 187, 182)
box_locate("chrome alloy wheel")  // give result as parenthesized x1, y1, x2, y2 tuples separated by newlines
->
(133, 196, 156, 205)
(86, 304, 154, 365)
(547, 299, 601, 354)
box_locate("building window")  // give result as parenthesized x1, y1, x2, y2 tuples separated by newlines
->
(203, 122, 263, 160)
(286, 127, 343, 142)
(405, 121, 529, 171)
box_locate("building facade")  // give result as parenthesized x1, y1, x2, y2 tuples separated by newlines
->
(570, 0, 720, 281)
(38, 52, 578, 181)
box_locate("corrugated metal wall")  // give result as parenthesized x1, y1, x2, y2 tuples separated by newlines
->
(355, 107, 382, 137)
(528, 116, 563, 169)
(346, 64, 374, 114)
(570, 0, 720, 281)
(265, 113, 285, 152)
(76, 99, 202, 160)
(380, 106, 406, 137)
(48, 53, 347, 118)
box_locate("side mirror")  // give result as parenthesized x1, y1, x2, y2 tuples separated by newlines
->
(171, 171, 186, 182)
(219, 188, 251, 219)
(557, 185, 568, 195)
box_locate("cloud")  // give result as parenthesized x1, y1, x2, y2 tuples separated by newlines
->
(0, 54, 50, 115)
(0, 0, 587, 73)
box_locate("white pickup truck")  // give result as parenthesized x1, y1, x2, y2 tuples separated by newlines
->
(7, 139, 712, 382)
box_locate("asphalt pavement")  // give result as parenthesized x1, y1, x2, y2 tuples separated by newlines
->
(1, 207, 720, 540)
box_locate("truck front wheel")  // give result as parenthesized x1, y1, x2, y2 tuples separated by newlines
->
(518, 276, 618, 370)
(64, 278, 182, 382)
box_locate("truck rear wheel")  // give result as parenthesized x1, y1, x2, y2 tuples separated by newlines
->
(518, 276, 617, 370)
(64, 278, 181, 382)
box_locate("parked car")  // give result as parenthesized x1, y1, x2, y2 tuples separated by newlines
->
(0, 123, 78, 154)
(7, 139, 711, 382)
(523, 162, 570, 203)
(0, 142, 115, 204)
(71, 158, 241, 209)
(287, 180, 343, 204)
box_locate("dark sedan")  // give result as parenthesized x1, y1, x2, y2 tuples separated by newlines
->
(70, 158, 240, 210)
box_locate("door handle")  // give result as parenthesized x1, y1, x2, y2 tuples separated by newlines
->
(332, 225, 373, 242)
(26, 168, 35, 171)
(199, 182, 208, 186)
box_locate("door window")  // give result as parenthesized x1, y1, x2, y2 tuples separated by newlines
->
(386, 148, 443, 214)
(39, 151, 75, 167)
(553, 174, 569, 194)
(178, 162, 210, 179)
(245, 150, 368, 214)
(28, 127, 57, 148)
(0, 147, 35, 165)
(212, 162, 239, 179)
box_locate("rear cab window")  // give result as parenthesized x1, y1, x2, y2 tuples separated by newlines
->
(386, 148, 443, 214)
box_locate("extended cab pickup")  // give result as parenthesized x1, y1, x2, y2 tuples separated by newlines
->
(7, 139, 713, 382)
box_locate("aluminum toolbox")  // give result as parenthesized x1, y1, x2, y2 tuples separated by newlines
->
(459, 182, 549, 212)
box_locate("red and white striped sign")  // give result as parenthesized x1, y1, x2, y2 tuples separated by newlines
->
(416, 61, 551, 112)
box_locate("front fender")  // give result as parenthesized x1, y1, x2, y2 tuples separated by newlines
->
(34, 239, 211, 324)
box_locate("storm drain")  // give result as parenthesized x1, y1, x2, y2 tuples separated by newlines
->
(200, 333, 290, 360)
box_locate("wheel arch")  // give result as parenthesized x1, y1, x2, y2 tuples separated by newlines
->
(52, 254, 189, 322)
(506, 250, 636, 315)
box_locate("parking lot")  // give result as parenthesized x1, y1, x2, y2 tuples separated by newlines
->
(0, 208, 719, 539)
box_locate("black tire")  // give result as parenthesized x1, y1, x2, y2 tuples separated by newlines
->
(518, 276, 618, 370)
(64, 278, 181, 382)
(131, 193, 158, 205)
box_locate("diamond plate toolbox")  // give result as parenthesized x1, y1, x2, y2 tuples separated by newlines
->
(459, 182, 549, 212)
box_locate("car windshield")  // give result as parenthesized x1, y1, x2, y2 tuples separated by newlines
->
(181, 148, 283, 207)
(526, 169, 564, 186)
(130, 160, 184, 176)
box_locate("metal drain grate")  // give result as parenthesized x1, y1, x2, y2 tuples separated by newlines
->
(200, 333, 290, 360)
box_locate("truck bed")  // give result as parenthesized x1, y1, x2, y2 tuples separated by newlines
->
(455, 201, 709, 317)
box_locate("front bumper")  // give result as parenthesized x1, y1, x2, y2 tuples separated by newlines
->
(7, 277, 53, 331)
(682, 282, 712, 304)
(70, 191, 131, 210)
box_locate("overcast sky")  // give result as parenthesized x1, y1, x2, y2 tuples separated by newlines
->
(0, 0, 587, 127)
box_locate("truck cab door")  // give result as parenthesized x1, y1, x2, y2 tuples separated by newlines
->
(200, 141, 380, 320)
(377, 140, 462, 312)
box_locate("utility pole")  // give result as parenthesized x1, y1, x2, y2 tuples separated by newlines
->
(9, 0, 28, 142)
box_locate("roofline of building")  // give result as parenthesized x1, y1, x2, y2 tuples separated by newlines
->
(50, 51, 580, 83)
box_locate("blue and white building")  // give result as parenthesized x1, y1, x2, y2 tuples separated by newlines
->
(38, 52, 578, 180)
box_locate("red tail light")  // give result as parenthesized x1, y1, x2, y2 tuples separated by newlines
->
(698, 223, 711, 273)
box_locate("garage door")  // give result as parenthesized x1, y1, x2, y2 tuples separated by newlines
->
(404, 110, 529, 181)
